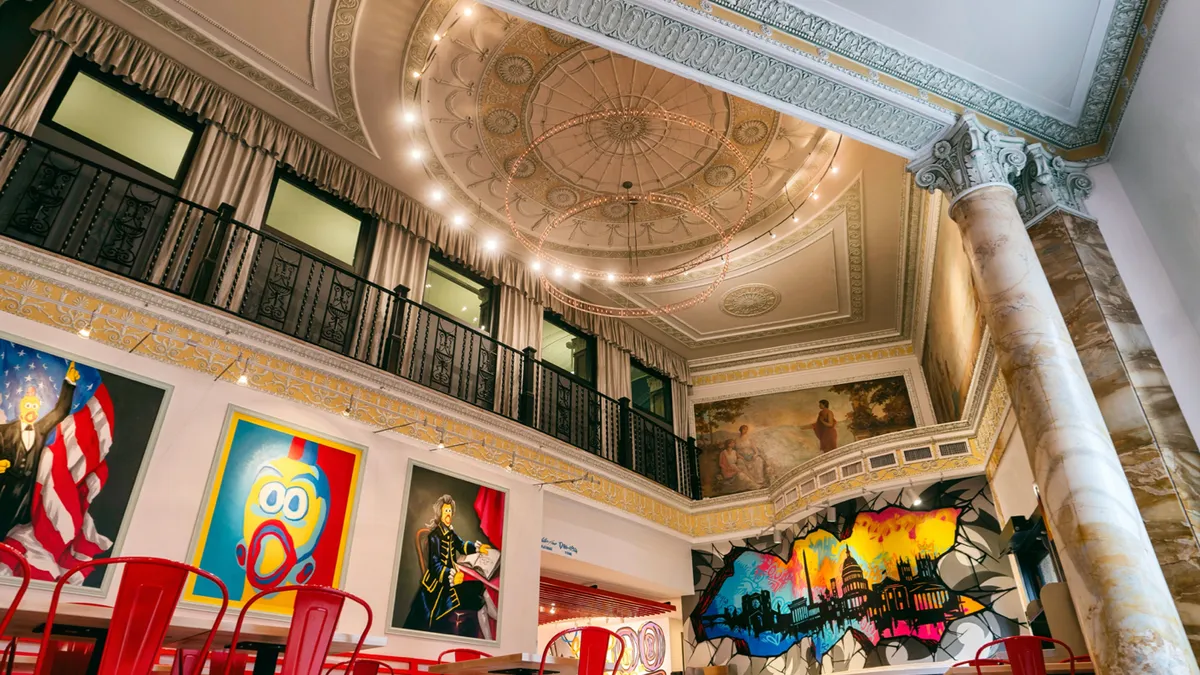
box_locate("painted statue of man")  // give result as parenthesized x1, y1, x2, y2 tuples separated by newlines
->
(404, 494, 494, 638)
(0, 362, 79, 538)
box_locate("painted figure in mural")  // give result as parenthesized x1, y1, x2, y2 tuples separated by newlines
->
(810, 399, 838, 452)
(236, 438, 331, 594)
(717, 440, 743, 489)
(0, 363, 78, 538)
(733, 425, 768, 486)
(404, 494, 495, 637)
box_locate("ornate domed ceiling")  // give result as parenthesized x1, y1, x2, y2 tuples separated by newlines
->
(413, 14, 833, 260)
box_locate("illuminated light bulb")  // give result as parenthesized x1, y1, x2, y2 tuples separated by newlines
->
(430, 189, 443, 202)
(77, 325, 91, 339)
(645, 275, 653, 283)
(461, 305, 468, 312)
(464, 5, 474, 15)
(769, 230, 777, 239)
(532, 260, 542, 271)
(409, 147, 423, 160)
(432, 33, 442, 41)
(549, 606, 557, 615)
(236, 373, 249, 386)
(472, 317, 478, 323)
(831, 166, 839, 174)
(606, 273, 615, 282)
(452, 213, 465, 226)
(403, 111, 416, 125)
(342, 406, 352, 418)
(792, 213, 800, 223)
(484, 238, 498, 251)
(571, 271, 581, 281)
(811, 192, 819, 201)
(554, 267, 564, 278)
(412, 70, 421, 79)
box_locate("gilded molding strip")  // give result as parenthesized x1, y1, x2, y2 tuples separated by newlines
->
(691, 344, 914, 386)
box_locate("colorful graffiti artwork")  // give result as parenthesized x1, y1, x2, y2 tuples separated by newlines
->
(553, 621, 668, 675)
(185, 408, 364, 613)
(687, 477, 1020, 671)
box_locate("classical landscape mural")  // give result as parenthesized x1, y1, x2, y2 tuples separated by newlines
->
(694, 377, 916, 497)
(684, 477, 1020, 672)
(0, 338, 167, 587)
(922, 204, 985, 423)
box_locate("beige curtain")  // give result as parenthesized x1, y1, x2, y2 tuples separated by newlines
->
(671, 378, 693, 439)
(0, 32, 70, 133)
(543, 294, 690, 383)
(597, 341, 632, 402)
(367, 219, 431, 303)
(496, 285, 542, 353)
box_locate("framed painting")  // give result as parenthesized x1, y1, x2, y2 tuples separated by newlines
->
(694, 375, 917, 498)
(184, 407, 364, 614)
(0, 333, 169, 591)
(388, 460, 507, 646)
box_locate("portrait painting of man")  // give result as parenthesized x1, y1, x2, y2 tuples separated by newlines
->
(0, 337, 168, 587)
(391, 462, 506, 644)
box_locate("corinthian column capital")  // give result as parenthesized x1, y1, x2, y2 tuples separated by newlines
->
(1012, 143, 1094, 226)
(906, 111, 1027, 208)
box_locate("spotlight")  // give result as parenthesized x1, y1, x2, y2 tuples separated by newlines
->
(772, 528, 782, 544)
(342, 400, 354, 418)
(606, 273, 615, 282)
(452, 213, 465, 226)
(769, 230, 777, 239)
(412, 70, 421, 79)
(403, 111, 416, 125)
(811, 192, 819, 201)
(437, 441, 446, 450)
(506, 453, 515, 472)
(432, 33, 442, 41)
(554, 267, 564, 278)
(645, 275, 653, 282)
(464, 5, 474, 15)
(571, 271, 581, 281)
(913, 496, 922, 506)
(77, 311, 96, 339)
(409, 147, 423, 160)
(236, 373, 249, 387)
(532, 260, 542, 271)
(792, 213, 799, 223)
(831, 166, 839, 174)
(484, 238, 498, 251)
(430, 189, 443, 202)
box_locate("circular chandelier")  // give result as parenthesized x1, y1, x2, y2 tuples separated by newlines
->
(504, 108, 755, 318)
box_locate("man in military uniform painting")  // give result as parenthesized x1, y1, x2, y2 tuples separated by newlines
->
(404, 494, 493, 637)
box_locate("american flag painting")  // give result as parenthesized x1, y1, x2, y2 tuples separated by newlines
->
(0, 338, 166, 586)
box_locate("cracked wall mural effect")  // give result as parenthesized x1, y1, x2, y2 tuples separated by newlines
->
(684, 477, 1020, 672)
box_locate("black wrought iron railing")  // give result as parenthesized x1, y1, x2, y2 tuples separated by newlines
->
(0, 126, 702, 499)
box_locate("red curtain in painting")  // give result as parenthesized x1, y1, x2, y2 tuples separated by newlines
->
(474, 487, 505, 550)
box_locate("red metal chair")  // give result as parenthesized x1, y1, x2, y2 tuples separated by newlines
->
(324, 658, 396, 674)
(975, 636, 1076, 675)
(0, 543, 31, 637)
(223, 585, 373, 675)
(539, 627, 624, 675)
(945, 658, 1007, 673)
(1059, 655, 1091, 664)
(171, 648, 248, 675)
(37, 556, 229, 675)
(437, 649, 492, 663)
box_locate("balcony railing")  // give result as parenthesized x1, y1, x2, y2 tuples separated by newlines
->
(0, 125, 701, 499)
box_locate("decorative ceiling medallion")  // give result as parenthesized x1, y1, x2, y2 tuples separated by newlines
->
(547, 186, 579, 209)
(721, 284, 782, 317)
(484, 109, 520, 135)
(505, 156, 536, 178)
(544, 27, 579, 47)
(733, 120, 769, 145)
(704, 165, 737, 187)
(495, 54, 535, 85)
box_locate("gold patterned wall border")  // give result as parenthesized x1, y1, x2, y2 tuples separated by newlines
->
(118, 0, 373, 151)
(691, 344, 913, 386)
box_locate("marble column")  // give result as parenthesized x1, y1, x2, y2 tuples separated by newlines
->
(908, 113, 1198, 674)
(1014, 144, 1200, 657)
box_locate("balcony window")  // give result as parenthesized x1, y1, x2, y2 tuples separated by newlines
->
(631, 359, 672, 423)
(541, 314, 595, 384)
(262, 174, 372, 273)
(42, 64, 200, 184)
(422, 255, 496, 333)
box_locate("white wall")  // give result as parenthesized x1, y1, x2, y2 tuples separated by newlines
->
(1085, 164, 1200, 436)
(541, 493, 693, 598)
(1108, 0, 1200, 340)
(988, 424, 1038, 524)
(0, 312, 544, 660)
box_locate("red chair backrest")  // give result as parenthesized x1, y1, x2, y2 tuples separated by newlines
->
(226, 585, 373, 675)
(325, 659, 396, 675)
(39, 556, 229, 675)
(540, 627, 624, 675)
(975, 636, 1075, 675)
(946, 658, 1007, 674)
(173, 649, 248, 675)
(438, 649, 491, 663)
(0, 542, 31, 636)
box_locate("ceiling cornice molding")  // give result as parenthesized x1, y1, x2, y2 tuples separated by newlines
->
(477, 0, 949, 157)
(114, 0, 375, 152)
(479, 0, 1163, 160)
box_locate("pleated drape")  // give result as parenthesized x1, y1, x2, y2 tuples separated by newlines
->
(0, 32, 70, 133)
(596, 341, 633, 403)
(367, 219, 431, 303)
(180, 125, 276, 225)
(671, 378, 693, 440)
(496, 285, 542, 353)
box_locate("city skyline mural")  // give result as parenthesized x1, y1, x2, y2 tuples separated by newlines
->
(684, 477, 1020, 673)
